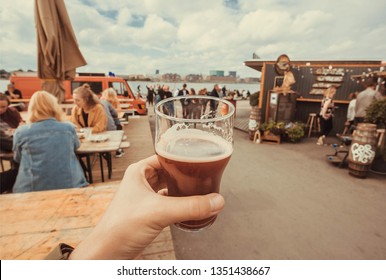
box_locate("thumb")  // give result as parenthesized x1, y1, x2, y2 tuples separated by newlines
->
(158, 193, 225, 226)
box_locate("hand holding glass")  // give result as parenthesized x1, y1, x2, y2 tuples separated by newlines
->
(155, 96, 234, 231)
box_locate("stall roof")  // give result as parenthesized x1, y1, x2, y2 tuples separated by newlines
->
(244, 59, 383, 72)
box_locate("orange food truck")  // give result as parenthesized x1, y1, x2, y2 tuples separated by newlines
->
(9, 72, 147, 115)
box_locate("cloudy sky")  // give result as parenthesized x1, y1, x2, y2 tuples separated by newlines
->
(0, 0, 385, 78)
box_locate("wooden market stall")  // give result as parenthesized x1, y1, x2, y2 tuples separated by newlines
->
(244, 57, 383, 135)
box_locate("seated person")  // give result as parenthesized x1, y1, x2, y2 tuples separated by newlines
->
(12, 91, 88, 193)
(0, 93, 23, 151)
(101, 88, 122, 130)
(4, 83, 25, 111)
(100, 89, 125, 157)
(0, 93, 23, 193)
(70, 84, 107, 133)
(102, 88, 121, 112)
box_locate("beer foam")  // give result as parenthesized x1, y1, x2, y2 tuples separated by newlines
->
(156, 128, 233, 163)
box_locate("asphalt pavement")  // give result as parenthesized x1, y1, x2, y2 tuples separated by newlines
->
(162, 100, 386, 260)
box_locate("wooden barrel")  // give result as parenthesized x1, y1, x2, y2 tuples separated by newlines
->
(348, 123, 377, 178)
(248, 106, 261, 140)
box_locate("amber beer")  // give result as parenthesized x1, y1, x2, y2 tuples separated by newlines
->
(156, 129, 233, 231)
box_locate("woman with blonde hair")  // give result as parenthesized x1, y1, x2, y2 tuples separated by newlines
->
(71, 84, 107, 133)
(102, 87, 121, 112)
(12, 91, 88, 193)
(317, 86, 337, 145)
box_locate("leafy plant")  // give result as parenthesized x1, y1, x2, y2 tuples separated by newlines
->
(365, 98, 386, 160)
(249, 91, 260, 107)
(261, 121, 285, 135)
(365, 98, 386, 129)
(285, 122, 305, 142)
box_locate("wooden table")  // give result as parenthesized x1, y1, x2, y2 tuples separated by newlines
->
(9, 98, 31, 103)
(0, 183, 176, 260)
(77, 130, 124, 183)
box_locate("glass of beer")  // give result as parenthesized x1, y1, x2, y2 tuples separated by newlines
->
(155, 95, 235, 231)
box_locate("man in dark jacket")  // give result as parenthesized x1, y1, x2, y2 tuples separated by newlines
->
(209, 84, 221, 112)
(178, 83, 189, 118)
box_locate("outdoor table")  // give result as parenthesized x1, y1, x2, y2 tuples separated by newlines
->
(9, 98, 31, 103)
(0, 184, 115, 259)
(0, 182, 175, 260)
(76, 130, 124, 183)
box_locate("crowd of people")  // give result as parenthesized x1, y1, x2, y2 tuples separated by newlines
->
(0, 83, 127, 193)
(1, 82, 240, 193)
(144, 83, 242, 119)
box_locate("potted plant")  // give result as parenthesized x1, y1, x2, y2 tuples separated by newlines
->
(365, 98, 386, 175)
(285, 122, 305, 143)
(261, 121, 285, 136)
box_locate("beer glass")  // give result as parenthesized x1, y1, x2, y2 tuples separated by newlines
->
(155, 95, 235, 231)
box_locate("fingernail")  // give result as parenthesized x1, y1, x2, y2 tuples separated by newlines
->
(210, 194, 225, 212)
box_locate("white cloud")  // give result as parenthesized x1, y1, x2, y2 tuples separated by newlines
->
(0, 0, 385, 77)
(117, 7, 133, 26)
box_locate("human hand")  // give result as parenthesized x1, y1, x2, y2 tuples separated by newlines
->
(70, 155, 225, 260)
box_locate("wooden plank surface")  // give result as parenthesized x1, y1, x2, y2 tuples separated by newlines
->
(0, 182, 175, 260)
(0, 116, 175, 260)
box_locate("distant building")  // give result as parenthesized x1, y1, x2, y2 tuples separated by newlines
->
(162, 73, 181, 82)
(228, 71, 237, 77)
(185, 74, 203, 82)
(209, 70, 224, 77)
(243, 77, 260, 83)
(155, 69, 159, 75)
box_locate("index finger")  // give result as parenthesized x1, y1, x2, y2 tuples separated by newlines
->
(137, 154, 167, 193)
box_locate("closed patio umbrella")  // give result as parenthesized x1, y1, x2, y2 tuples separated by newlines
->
(35, 0, 86, 103)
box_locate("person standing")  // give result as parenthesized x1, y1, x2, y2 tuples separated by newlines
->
(12, 91, 88, 193)
(177, 83, 189, 118)
(209, 84, 221, 112)
(163, 85, 174, 116)
(343, 92, 357, 135)
(354, 78, 382, 124)
(317, 86, 337, 145)
(136, 85, 142, 99)
(198, 88, 209, 115)
(146, 85, 155, 107)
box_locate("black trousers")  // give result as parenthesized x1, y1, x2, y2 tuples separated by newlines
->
(320, 117, 333, 137)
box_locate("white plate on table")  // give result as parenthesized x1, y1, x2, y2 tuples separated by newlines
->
(89, 135, 109, 142)
(77, 132, 85, 139)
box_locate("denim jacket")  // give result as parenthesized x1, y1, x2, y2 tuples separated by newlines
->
(12, 118, 88, 192)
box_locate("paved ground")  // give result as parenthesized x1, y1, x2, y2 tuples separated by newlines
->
(150, 100, 386, 260)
